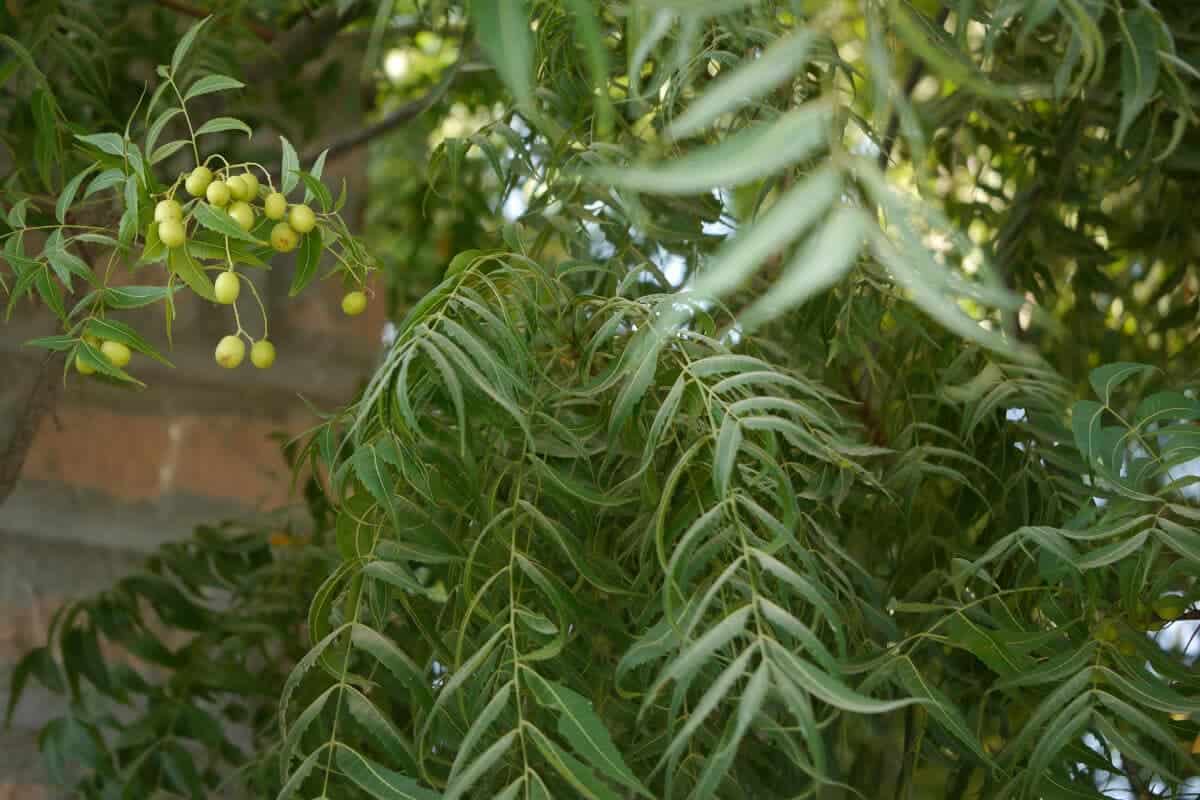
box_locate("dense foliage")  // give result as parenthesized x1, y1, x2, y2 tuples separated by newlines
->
(4, 1, 1200, 798)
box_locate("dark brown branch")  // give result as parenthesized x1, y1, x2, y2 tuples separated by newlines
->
(876, 7, 952, 171)
(244, 1, 378, 86)
(0, 352, 63, 507)
(154, 0, 276, 43)
(302, 59, 466, 164)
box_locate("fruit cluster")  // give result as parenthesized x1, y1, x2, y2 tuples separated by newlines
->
(72, 163, 372, 377)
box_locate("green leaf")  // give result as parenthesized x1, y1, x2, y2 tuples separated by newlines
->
(524, 725, 622, 800)
(194, 116, 251, 137)
(145, 107, 181, 157)
(522, 669, 651, 797)
(739, 207, 868, 330)
(447, 681, 513, 785)
(34, 268, 66, 321)
(1088, 362, 1156, 405)
(74, 132, 125, 157)
(150, 139, 190, 164)
(280, 136, 300, 194)
(688, 165, 842, 300)
(191, 201, 264, 244)
(56, 164, 98, 223)
(443, 730, 518, 800)
(336, 746, 441, 800)
(25, 334, 76, 351)
(75, 340, 142, 385)
(472, 0, 534, 106)
(585, 102, 831, 194)
(667, 29, 817, 140)
(103, 285, 179, 309)
(170, 15, 209, 75)
(289, 230, 322, 296)
(84, 317, 172, 366)
(168, 245, 216, 301)
(184, 74, 245, 100)
(85, 168, 125, 198)
(305, 150, 330, 207)
(1117, 8, 1161, 145)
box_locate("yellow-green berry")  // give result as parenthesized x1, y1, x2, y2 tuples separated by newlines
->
(101, 340, 132, 368)
(206, 180, 231, 207)
(270, 222, 299, 253)
(185, 166, 213, 197)
(214, 335, 245, 368)
(214, 271, 240, 305)
(154, 199, 182, 223)
(228, 201, 255, 232)
(250, 339, 276, 369)
(158, 219, 186, 249)
(264, 192, 287, 220)
(288, 204, 316, 234)
(341, 290, 367, 316)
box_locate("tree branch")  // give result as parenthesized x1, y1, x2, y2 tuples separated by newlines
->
(0, 352, 63, 507)
(302, 59, 466, 164)
(876, 7, 951, 171)
(154, 0, 276, 43)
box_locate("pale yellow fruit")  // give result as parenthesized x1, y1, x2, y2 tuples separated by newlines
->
(154, 199, 182, 223)
(225, 175, 250, 202)
(214, 271, 240, 305)
(228, 201, 255, 232)
(270, 222, 299, 253)
(240, 172, 260, 198)
(341, 290, 367, 316)
(288, 204, 316, 234)
(214, 335, 245, 368)
(250, 339, 276, 369)
(263, 192, 287, 220)
(75, 354, 95, 375)
(158, 219, 186, 249)
(185, 166, 213, 197)
(206, 180, 231, 207)
(101, 340, 132, 368)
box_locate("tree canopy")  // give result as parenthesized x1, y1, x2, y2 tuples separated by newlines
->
(3, 1, 1200, 798)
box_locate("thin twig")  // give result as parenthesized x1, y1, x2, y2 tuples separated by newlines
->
(877, 7, 952, 170)
(0, 352, 63, 507)
(302, 59, 467, 164)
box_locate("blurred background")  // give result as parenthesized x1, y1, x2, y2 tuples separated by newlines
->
(0, 4, 510, 793)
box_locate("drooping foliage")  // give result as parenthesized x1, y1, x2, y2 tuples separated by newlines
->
(4, 1, 1200, 799)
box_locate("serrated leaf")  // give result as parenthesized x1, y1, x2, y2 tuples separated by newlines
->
(167, 245, 216, 301)
(668, 29, 817, 140)
(84, 168, 125, 198)
(75, 132, 125, 157)
(289, 230, 322, 296)
(473, 0, 534, 106)
(84, 318, 171, 366)
(336, 746, 441, 800)
(194, 116, 251, 137)
(170, 16, 209, 75)
(1117, 8, 1160, 145)
(191, 201, 263, 244)
(524, 725, 621, 800)
(447, 681, 513, 785)
(523, 670, 651, 797)
(24, 334, 76, 351)
(103, 285, 179, 309)
(56, 164, 98, 223)
(184, 74, 245, 100)
(443, 730, 518, 800)
(280, 136, 300, 194)
(586, 102, 831, 194)
(145, 107, 181, 157)
(150, 139, 190, 164)
(1088, 362, 1156, 405)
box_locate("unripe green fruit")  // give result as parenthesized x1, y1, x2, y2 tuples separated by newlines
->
(101, 340, 132, 368)
(264, 192, 287, 220)
(185, 166, 213, 197)
(215, 335, 245, 368)
(1118, 640, 1136, 656)
(1154, 597, 1187, 621)
(158, 219, 186, 249)
(270, 222, 299, 253)
(240, 172, 260, 198)
(251, 339, 276, 369)
(206, 180, 231, 207)
(75, 354, 95, 375)
(154, 199, 182, 223)
(228, 201, 255, 232)
(341, 290, 367, 316)
(1096, 620, 1119, 642)
(226, 175, 250, 201)
(214, 271, 240, 305)
(288, 204, 316, 234)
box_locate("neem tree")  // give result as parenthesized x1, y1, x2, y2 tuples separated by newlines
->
(3, 1, 1200, 798)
